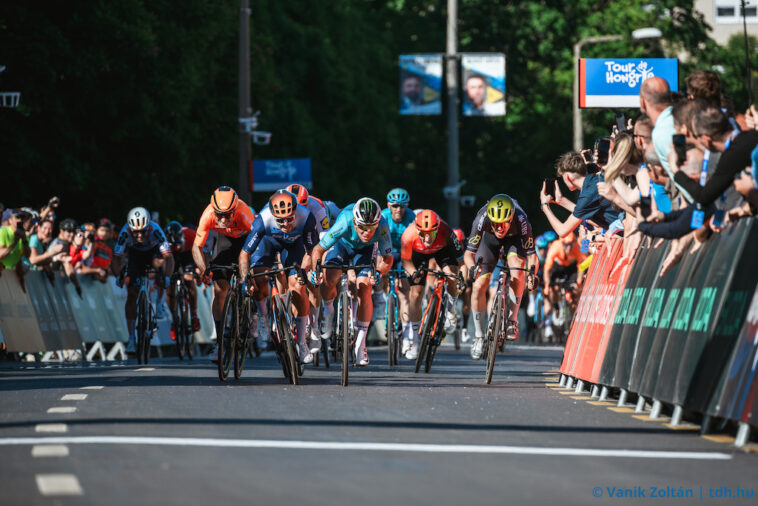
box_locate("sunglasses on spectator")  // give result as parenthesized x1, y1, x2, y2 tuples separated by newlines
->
(214, 210, 234, 219)
(275, 216, 295, 227)
(356, 223, 378, 232)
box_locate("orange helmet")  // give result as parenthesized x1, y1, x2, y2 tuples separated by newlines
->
(285, 184, 309, 205)
(453, 228, 465, 243)
(414, 210, 440, 232)
(211, 186, 238, 214)
(269, 190, 297, 219)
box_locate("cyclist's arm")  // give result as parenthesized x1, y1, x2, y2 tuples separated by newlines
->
(401, 258, 417, 279)
(377, 254, 393, 276)
(193, 209, 213, 274)
(111, 254, 124, 277)
(155, 226, 174, 277)
(543, 246, 557, 286)
(162, 252, 174, 278)
(310, 244, 327, 271)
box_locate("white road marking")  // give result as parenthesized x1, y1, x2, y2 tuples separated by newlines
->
(34, 424, 67, 433)
(135, 368, 155, 371)
(47, 407, 77, 414)
(32, 445, 69, 457)
(80, 386, 104, 390)
(0, 436, 732, 460)
(60, 394, 88, 401)
(36, 474, 83, 496)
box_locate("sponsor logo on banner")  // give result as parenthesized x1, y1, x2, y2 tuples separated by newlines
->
(579, 58, 678, 108)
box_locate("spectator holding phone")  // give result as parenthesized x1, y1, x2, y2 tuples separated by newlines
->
(0, 209, 31, 270)
(540, 151, 620, 237)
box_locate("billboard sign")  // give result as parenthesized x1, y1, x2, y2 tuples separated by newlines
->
(461, 53, 506, 116)
(579, 58, 679, 108)
(251, 158, 312, 192)
(399, 54, 442, 115)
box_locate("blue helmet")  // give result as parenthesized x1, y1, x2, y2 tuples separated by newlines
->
(386, 188, 410, 206)
(543, 231, 558, 243)
(536, 236, 548, 249)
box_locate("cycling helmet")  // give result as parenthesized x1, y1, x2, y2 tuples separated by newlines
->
(535, 236, 549, 249)
(127, 207, 150, 231)
(269, 190, 297, 218)
(211, 186, 238, 213)
(414, 209, 440, 232)
(59, 218, 78, 232)
(453, 228, 465, 243)
(386, 188, 410, 206)
(486, 194, 515, 224)
(285, 184, 309, 205)
(165, 221, 183, 244)
(352, 197, 382, 226)
(544, 231, 558, 242)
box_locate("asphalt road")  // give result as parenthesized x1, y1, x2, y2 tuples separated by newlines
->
(0, 344, 755, 506)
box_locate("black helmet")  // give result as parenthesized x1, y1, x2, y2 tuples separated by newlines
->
(165, 221, 183, 244)
(60, 218, 78, 232)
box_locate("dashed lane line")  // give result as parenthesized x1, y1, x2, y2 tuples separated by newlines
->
(60, 394, 87, 401)
(32, 445, 69, 457)
(47, 407, 77, 414)
(35, 424, 67, 433)
(36, 474, 83, 496)
(701, 435, 736, 444)
(80, 386, 104, 390)
(135, 368, 155, 372)
(0, 436, 732, 460)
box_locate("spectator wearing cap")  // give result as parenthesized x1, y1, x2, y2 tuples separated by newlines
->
(0, 209, 32, 288)
(1, 208, 12, 228)
(27, 219, 65, 271)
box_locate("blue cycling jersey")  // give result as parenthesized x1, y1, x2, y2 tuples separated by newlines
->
(242, 205, 318, 254)
(381, 207, 416, 251)
(319, 204, 392, 256)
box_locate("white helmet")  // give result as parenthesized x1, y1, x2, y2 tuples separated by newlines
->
(127, 207, 150, 231)
(352, 198, 382, 226)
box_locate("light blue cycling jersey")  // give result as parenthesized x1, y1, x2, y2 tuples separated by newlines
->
(381, 207, 416, 251)
(319, 204, 392, 256)
(243, 204, 318, 253)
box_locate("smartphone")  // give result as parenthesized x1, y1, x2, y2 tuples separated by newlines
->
(673, 134, 687, 167)
(640, 196, 652, 219)
(544, 178, 556, 199)
(713, 209, 725, 228)
(615, 112, 627, 132)
(582, 150, 593, 164)
(594, 137, 611, 165)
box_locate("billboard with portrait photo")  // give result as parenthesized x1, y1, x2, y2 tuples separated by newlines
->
(461, 53, 506, 117)
(399, 54, 442, 115)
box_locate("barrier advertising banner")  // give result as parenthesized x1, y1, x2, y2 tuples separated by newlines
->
(399, 54, 442, 115)
(461, 53, 506, 116)
(0, 272, 45, 352)
(579, 58, 678, 108)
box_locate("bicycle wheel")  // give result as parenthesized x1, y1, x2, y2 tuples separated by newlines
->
(485, 293, 503, 385)
(415, 294, 437, 374)
(386, 293, 396, 367)
(339, 292, 350, 387)
(136, 291, 148, 365)
(218, 289, 237, 382)
(275, 297, 299, 385)
(143, 302, 154, 365)
(320, 338, 330, 369)
(234, 298, 252, 379)
(185, 297, 194, 360)
(175, 287, 187, 360)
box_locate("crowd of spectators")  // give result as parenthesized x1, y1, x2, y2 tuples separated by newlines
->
(539, 70, 758, 276)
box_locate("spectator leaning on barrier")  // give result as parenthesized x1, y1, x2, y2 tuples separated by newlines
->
(596, 132, 647, 211)
(70, 225, 108, 282)
(644, 148, 672, 213)
(27, 219, 64, 270)
(540, 151, 621, 237)
(89, 219, 114, 275)
(49, 218, 83, 295)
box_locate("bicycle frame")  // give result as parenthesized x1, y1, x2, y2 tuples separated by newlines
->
(384, 268, 404, 366)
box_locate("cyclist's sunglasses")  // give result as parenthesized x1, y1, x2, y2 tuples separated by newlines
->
(492, 221, 509, 233)
(214, 210, 234, 220)
(389, 204, 406, 209)
(275, 216, 295, 227)
(356, 223, 378, 232)
(419, 230, 437, 241)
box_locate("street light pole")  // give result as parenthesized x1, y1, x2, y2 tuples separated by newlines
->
(445, 0, 460, 228)
(238, 0, 252, 204)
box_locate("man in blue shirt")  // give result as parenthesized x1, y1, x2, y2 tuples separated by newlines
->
(381, 188, 415, 354)
(310, 198, 393, 366)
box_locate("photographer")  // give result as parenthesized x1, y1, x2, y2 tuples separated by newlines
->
(540, 151, 620, 238)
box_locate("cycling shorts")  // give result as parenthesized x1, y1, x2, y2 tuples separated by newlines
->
(250, 236, 306, 278)
(210, 234, 247, 281)
(549, 263, 578, 287)
(474, 232, 529, 276)
(408, 246, 459, 286)
(174, 250, 196, 274)
(391, 251, 408, 278)
(325, 240, 377, 278)
(126, 245, 163, 280)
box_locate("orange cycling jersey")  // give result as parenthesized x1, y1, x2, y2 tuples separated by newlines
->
(400, 221, 454, 261)
(544, 240, 586, 274)
(194, 204, 255, 248)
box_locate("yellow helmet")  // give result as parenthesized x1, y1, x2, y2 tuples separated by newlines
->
(486, 194, 515, 224)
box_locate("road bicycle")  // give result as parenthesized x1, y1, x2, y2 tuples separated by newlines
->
(170, 265, 195, 360)
(384, 268, 405, 367)
(414, 266, 462, 374)
(127, 265, 158, 365)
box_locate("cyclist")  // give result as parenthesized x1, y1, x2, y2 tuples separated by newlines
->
(239, 190, 319, 363)
(400, 210, 463, 360)
(310, 197, 393, 367)
(453, 228, 472, 343)
(543, 232, 584, 321)
(463, 195, 538, 360)
(111, 207, 174, 354)
(381, 188, 416, 354)
(165, 221, 201, 341)
(192, 186, 255, 360)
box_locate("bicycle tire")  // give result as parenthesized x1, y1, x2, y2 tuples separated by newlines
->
(217, 289, 236, 382)
(425, 340, 437, 373)
(276, 297, 299, 385)
(176, 286, 187, 360)
(321, 338, 330, 369)
(340, 292, 349, 387)
(234, 298, 252, 379)
(136, 290, 147, 365)
(185, 296, 194, 360)
(386, 293, 396, 367)
(415, 294, 437, 374)
(485, 293, 503, 385)
(144, 302, 155, 365)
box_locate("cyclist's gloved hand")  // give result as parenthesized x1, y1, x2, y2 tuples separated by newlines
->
(468, 265, 478, 281)
(164, 276, 171, 289)
(526, 273, 537, 291)
(410, 270, 422, 284)
(241, 279, 251, 294)
(200, 268, 213, 285)
(309, 270, 322, 286)
(372, 272, 381, 287)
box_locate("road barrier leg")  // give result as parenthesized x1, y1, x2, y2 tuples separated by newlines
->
(735, 423, 751, 448)
(668, 404, 682, 425)
(106, 343, 126, 361)
(599, 386, 609, 401)
(617, 389, 628, 407)
(700, 415, 713, 435)
(590, 385, 599, 398)
(635, 396, 647, 413)
(574, 380, 585, 393)
(565, 377, 575, 390)
(86, 342, 106, 361)
(559, 374, 567, 387)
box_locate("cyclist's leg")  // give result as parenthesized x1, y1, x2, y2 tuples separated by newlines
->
(437, 245, 461, 333)
(504, 243, 527, 340)
(352, 244, 376, 366)
(208, 235, 245, 353)
(405, 251, 427, 359)
(471, 234, 498, 341)
(283, 243, 313, 363)
(320, 241, 347, 338)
